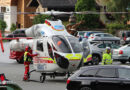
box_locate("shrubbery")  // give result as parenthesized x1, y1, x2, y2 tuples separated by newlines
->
(10, 23, 16, 32)
(0, 19, 7, 33)
(106, 23, 130, 34)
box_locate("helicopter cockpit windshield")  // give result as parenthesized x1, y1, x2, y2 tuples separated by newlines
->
(67, 36, 82, 53)
(53, 36, 71, 53)
(52, 36, 82, 53)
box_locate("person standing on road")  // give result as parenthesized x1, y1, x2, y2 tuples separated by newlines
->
(23, 46, 38, 81)
(101, 47, 113, 65)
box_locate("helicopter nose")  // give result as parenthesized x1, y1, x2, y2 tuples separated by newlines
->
(54, 53, 69, 69)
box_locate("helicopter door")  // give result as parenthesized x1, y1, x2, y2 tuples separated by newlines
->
(47, 43, 54, 59)
(36, 40, 44, 56)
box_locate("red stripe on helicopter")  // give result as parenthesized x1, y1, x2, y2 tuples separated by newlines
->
(33, 57, 54, 63)
(87, 57, 92, 62)
(37, 57, 50, 58)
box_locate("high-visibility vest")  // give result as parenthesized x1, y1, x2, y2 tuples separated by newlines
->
(101, 53, 112, 65)
(24, 51, 32, 62)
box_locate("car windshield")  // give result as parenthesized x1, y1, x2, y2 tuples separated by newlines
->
(118, 68, 130, 79)
(52, 36, 72, 53)
(67, 36, 82, 53)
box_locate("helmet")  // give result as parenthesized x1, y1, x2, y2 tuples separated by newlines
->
(106, 47, 111, 50)
(106, 47, 110, 49)
(57, 41, 62, 46)
(25, 46, 31, 51)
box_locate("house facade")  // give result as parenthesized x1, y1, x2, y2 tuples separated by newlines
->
(0, 0, 36, 32)
(0, 0, 77, 32)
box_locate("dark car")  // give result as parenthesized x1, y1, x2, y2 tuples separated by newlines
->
(0, 73, 22, 90)
(6, 29, 26, 38)
(66, 65, 130, 90)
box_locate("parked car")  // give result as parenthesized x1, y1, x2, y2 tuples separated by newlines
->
(113, 44, 130, 64)
(6, 29, 26, 38)
(88, 33, 120, 42)
(90, 42, 120, 64)
(66, 65, 130, 90)
(118, 30, 130, 44)
(77, 31, 103, 39)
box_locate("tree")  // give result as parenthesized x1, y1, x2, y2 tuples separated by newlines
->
(75, 0, 101, 28)
(33, 15, 52, 24)
(106, 0, 130, 23)
(0, 19, 7, 33)
(10, 23, 16, 32)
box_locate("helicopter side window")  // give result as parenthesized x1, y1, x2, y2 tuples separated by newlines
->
(37, 41, 43, 51)
(47, 43, 54, 59)
(67, 36, 82, 53)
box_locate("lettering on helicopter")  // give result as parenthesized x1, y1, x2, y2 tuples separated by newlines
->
(37, 64, 44, 70)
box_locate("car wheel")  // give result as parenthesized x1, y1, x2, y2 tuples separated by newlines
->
(80, 86, 92, 90)
(16, 56, 24, 64)
(120, 61, 127, 64)
(92, 55, 100, 65)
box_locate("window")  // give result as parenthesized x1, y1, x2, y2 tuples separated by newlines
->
(1, 7, 6, 12)
(98, 44, 106, 48)
(80, 69, 98, 77)
(95, 34, 101, 37)
(111, 44, 120, 49)
(118, 69, 130, 79)
(96, 68, 116, 78)
(37, 41, 43, 51)
(104, 34, 113, 37)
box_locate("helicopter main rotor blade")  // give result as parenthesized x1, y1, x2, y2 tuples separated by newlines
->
(0, 11, 129, 15)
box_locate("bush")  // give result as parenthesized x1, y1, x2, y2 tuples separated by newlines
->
(75, 0, 100, 29)
(33, 15, 52, 24)
(106, 23, 127, 34)
(10, 23, 16, 32)
(0, 19, 7, 33)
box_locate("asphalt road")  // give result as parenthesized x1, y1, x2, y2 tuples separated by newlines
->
(0, 42, 130, 90)
(0, 42, 66, 90)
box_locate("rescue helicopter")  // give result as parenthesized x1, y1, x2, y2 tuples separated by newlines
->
(1, 10, 128, 82)
(0, 11, 94, 83)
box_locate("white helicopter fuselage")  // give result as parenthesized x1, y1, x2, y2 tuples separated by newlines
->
(9, 19, 83, 74)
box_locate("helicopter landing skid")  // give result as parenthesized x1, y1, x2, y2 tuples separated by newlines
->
(28, 69, 46, 83)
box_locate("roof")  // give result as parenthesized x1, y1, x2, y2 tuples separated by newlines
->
(28, 0, 77, 11)
(81, 65, 130, 69)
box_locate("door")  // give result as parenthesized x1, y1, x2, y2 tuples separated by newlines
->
(95, 68, 120, 90)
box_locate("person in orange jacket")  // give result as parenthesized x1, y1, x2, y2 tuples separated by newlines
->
(23, 46, 38, 81)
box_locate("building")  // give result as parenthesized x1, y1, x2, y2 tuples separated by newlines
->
(28, 0, 77, 12)
(0, 0, 36, 32)
(0, 0, 77, 32)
